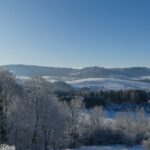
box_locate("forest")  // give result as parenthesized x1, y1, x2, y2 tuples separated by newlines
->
(0, 68, 150, 150)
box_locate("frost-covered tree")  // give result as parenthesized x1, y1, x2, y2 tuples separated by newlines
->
(115, 111, 136, 145)
(7, 76, 51, 150)
(88, 106, 105, 144)
(15, 76, 67, 150)
(65, 97, 85, 148)
(115, 108, 148, 146)
(134, 108, 148, 142)
(90, 106, 105, 132)
(26, 77, 52, 145)
(40, 96, 66, 150)
(0, 68, 21, 144)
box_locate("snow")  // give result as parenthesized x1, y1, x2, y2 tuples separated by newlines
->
(16, 76, 30, 80)
(67, 78, 150, 90)
(140, 76, 150, 80)
(16, 75, 150, 90)
(0, 145, 15, 150)
(67, 145, 144, 150)
(42, 76, 57, 82)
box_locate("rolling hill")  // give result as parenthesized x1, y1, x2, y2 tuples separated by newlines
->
(2, 64, 150, 90)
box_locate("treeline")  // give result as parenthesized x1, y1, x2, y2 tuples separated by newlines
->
(56, 89, 150, 108)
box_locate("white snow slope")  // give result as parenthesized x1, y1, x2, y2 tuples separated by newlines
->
(67, 78, 150, 90)
(16, 76, 150, 90)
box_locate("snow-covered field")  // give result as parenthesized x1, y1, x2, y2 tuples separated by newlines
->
(68, 145, 144, 150)
(16, 75, 150, 90)
(67, 78, 150, 90)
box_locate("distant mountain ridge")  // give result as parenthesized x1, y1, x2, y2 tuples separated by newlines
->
(3, 64, 75, 77)
(2, 64, 150, 80)
(2, 65, 150, 90)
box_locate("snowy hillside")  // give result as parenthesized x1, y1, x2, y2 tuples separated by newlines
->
(3, 65, 150, 90)
(16, 76, 150, 90)
(67, 78, 150, 90)
(3, 65, 150, 79)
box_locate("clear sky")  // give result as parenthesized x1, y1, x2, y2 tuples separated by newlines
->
(0, 0, 150, 68)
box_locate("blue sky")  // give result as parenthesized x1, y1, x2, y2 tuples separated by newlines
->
(0, 0, 150, 68)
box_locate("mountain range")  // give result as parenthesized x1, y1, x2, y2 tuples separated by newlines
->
(2, 64, 150, 90)
(2, 64, 150, 79)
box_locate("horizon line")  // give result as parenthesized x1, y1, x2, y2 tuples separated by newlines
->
(1, 64, 150, 70)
